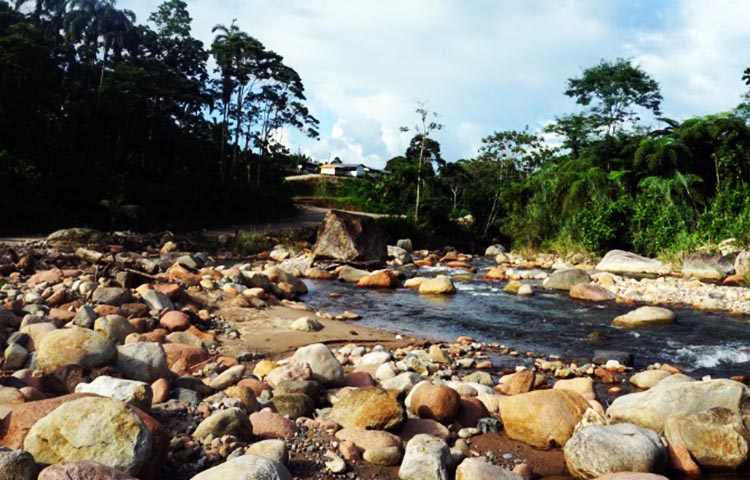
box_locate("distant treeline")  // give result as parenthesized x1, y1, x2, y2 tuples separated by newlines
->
(350, 59, 750, 256)
(0, 0, 318, 233)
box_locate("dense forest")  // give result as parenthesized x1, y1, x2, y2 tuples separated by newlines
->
(0, 0, 318, 233)
(3, 0, 750, 257)
(332, 59, 750, 257)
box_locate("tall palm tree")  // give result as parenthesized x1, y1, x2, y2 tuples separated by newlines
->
(64, 0, 134, 67)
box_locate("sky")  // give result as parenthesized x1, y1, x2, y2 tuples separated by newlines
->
(126, 0, 750, 168)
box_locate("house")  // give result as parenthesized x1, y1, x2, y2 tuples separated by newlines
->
(320, 163, 366, 177)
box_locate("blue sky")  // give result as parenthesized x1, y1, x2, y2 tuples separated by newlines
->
(126, 0, 750, 168)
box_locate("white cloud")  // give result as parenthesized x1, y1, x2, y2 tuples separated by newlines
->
(124, 0, 750, 167)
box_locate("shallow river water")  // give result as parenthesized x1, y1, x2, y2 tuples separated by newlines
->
(304, 266, 750, 379)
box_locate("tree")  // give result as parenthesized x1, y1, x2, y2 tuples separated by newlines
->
(565, 58, 662, 136)
(466, 129, 549, 235)
(400, 102, 443, 222)
(437, 160, 469, 211)
(544, 113, 593, 157)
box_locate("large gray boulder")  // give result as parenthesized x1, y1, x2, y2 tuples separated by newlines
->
(46, 228, 109, 250)
(292, 343, 344, 386)
(388, 245, 413, 266)
(312, 210, 387, 266)
(681, 252, 725, 280)
(116, 342, 169, 383)
(664, 407, 750, 469)
(398, 434, 450, 480)
(563, 423, 667, 479)
(596, 250, 663, 275)
(608, 378, 750, 434)
(544, 269, 591, 291)
(190, 454, 292, 480)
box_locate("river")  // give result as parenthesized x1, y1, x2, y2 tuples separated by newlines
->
(303, 265, 750, 379)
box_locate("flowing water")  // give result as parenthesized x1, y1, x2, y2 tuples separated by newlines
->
(304, 265, 750, 378)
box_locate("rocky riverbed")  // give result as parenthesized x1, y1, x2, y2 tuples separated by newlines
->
(0, 222, 750, 479)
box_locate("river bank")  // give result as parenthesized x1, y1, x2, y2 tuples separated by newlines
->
(0, 230, 749, 478)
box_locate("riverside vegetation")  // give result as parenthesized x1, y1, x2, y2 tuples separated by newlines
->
(4, 0, 750, 259)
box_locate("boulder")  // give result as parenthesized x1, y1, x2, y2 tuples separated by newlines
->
(363, 446, 402, 466)
(159, 311, 191, 331)
(544, 269, 591, 291)
(612, 307, 675, 329)
(292, 343, 344, 386)
(335, 427, 401, 452)
(74, 376, 152, 410)
(312, 210, 387, 266)
(553, 377, 596, 401)
(456, 458, 522, 480)
(564, 423, 667, 479)
(418, 276, 456, 295)
(570, 284, 616, 302)
(398, 418, 450, 444)
(265, 363, 313, 388)
(23, 397, 152, 475)
(246, 439, 288, 465)
(190, 454, 292, 480)
(36, 327, 116, 373)
(116, 342, 169, 383)
(664, 407, 749, 469)
(249, 411, 298, 440)
(94, 315, 136, 343)
(608, 378, 750, 434)
(0, 394, 91, 449)
(91, 287, 132, 307)
(337, 266, 370, 283)
(409, 382, 460, 424)
(500, 389, 589, 448)
(398, 434, 450, 480)
(596, 250, 663, 275)
(46, 228, 108, 250)
(271, 394, 314, 419)
(397, 239, 413, 252)
(735, 251, 750, 277)
(329, 387, 404, 430)
(484, 245, 505, 256)
(162, 343, 210, 376)
(496, 370, 535, 396)
(630, 370, 671, 390)
(357, 270, 400, 288)
(0, 448, 37, 480)
(38, 460, 137, 479)
(388, 246, 413, 266)
(0, 387, 25, 421)
(193, 407, 253, 443)
(289, 317, 323, 332)
(682, 253, 725, 280)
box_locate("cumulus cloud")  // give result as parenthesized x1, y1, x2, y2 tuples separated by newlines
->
(125, 0, 750, 168)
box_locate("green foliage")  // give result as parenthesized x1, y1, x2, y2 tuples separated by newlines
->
(99, 195, 139, 231)
(565, 58, 662, 135)
(566, 195, 632, 253)
(233, 229, 275, 255)
(0, 0, 315, 234)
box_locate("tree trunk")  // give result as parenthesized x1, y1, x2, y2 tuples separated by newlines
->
(415, 134, 427, 223)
